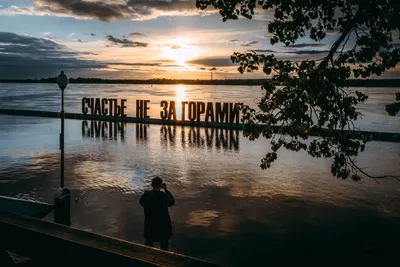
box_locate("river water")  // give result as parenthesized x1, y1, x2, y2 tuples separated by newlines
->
(0, 83, 400, 265)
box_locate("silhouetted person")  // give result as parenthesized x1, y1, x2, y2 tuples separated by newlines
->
(139, 177, 175, 250)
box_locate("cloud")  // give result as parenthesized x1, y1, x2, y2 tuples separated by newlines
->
(0, 32, 200, 79)
(0, 32, 103, 79)
(0, 32, 62, 52)
(126, 0, 197, 15)
(90, 33, 96, 36)
(106, 35, 148, 48)
(108, 62, 161, 67)
(249, 47, 329, 56)
(229, 39, 240, 43)
(287, 43, 326, 48)
(242, 41, 258, 47)
(326, 29, 342, 36)
(155, 59, 176, 63)
(41, 32, 51, 36)
(130, 32, 147, 37)
(188, 50, 330, 67)
(249, 48, 328, 56)
(0, 0, 205, 21)
(187, 57, 236, 67)
(290, 50, 329, 55)
(160, 64, 182, 68)
(3, 0, 132, 22)
(209, 67, 217, 71)
(68, 32, 75, 37)
(250, 49, 276, 53)
(164, 44, 181, 49)
(77, 39, 84, 43)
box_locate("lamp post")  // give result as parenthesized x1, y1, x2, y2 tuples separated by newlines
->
(54, 70, 71, 226)
(57, 70, 68, 188)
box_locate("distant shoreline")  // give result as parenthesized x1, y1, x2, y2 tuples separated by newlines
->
(1, 78, 400, 87)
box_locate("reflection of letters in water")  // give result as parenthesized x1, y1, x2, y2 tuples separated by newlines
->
(136, 124, 149, 141)
(81, 120, 126, 140)
(161, 126, 239, 151)
(81, 122, 239, 150)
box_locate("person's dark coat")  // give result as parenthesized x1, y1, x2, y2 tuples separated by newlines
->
(139, 190, 175, 241)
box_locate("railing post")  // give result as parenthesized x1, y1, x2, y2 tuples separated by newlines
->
(54, 188, 71, 226)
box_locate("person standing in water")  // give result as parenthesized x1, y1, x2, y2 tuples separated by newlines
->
(139, 176, 175, 250)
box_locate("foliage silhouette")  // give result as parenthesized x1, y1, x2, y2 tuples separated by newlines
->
(386, 92, 400, 116)
(196, 0, 400, 180)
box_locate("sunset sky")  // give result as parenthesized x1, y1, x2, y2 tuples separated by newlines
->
(0, 0, 399, 79)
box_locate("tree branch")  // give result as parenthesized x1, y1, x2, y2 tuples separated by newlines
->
(347, 156, 400, 180)
(317, 3, 365, 71)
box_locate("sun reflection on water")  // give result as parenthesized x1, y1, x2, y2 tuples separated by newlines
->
(175, 84, 186, 120)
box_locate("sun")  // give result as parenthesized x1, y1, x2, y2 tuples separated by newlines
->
(162, 37, 198, 65)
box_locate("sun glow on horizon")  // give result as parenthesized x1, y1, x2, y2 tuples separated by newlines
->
(162, 37, 199, 65)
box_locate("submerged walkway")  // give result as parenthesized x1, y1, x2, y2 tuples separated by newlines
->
(1, 108, 399, 142)
(0, 210, 220, 267)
